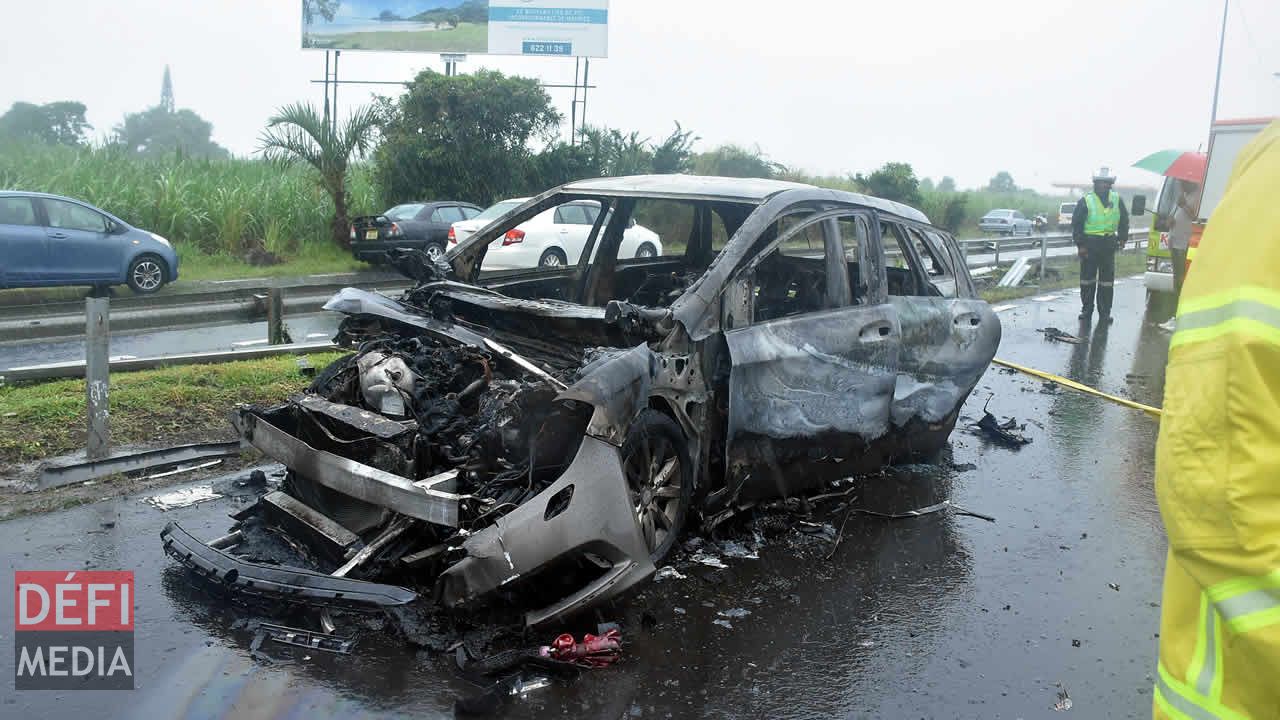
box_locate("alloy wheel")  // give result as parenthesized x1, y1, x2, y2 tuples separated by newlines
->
(133, 260, 162, 291)
(623, 432, 684, 556)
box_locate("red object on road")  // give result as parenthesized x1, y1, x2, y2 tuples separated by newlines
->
(543, 628, 622, 667)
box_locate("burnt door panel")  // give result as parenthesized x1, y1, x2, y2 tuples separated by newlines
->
(723, 303, 901, 501)
(888, 297, 1000, 440)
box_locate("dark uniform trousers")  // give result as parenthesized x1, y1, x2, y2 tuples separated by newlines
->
(1079, 234, 1118, 316)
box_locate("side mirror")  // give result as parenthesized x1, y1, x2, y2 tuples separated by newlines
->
(1131, 195, 1147, 216)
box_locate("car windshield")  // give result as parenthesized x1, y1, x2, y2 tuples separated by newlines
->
(472, 200, 524, 222)
(386, 204, 424, 220)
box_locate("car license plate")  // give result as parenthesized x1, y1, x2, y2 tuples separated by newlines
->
(365, 229, 379, 240)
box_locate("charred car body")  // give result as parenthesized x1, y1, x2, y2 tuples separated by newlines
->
(162, 175, 1000, 627)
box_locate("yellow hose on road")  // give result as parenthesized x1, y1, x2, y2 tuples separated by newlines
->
(992, 357, 1163, 418)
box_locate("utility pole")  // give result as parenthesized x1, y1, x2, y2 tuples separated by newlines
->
(1209, 0, 1228, 127)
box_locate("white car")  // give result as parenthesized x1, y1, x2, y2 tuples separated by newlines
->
(450, 198, 662, 270)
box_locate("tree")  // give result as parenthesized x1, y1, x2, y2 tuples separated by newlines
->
(302, 0, 340, 25)
(259, 101, 380, 248)
(693, 144, 784, 178)
(113, 106, 228, 159)
(447, 13, 460, 28)
(854, 161, 921, 205)
(378, 9, 399, 21)
(937, 176, 956, 193)
(920, 177, 935, 193)
(375, 69, 559, 206)
(651, 122, 698, 174)
(0, 101, 91, 145)
(986, 171, 1017, 193)
(942, 193, 969, 232)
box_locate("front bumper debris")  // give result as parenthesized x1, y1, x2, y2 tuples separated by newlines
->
(438, 436, 655, 626)
(160, 521, 418, 609)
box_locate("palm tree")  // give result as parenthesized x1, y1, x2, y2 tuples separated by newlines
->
(258, 102, 379, 248)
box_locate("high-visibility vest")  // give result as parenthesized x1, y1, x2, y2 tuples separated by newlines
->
(1083, 191, 1121, 236)
(1153, 120, 1280, 719)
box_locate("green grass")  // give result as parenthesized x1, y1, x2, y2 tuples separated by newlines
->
(0, 352, 345, 467)
(311, 22, 489, 52)
(979, 251, 1147, 303)
(0, 142, 379, 257)
(179, 244, 369, 281)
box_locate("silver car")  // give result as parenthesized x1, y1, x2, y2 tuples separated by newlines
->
(979, 208, 1033, 236)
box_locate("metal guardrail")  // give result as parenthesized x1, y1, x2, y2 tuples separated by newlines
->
(955, 228, 1150, 268)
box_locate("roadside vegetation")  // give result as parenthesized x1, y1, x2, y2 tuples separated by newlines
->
(978, 251, 1147, 303)
(0, 352, 344, 468)
(2, 68, 1082, 279)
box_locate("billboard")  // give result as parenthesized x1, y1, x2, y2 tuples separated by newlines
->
(301, 0, 608, 57)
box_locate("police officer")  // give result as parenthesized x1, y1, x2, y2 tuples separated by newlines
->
(1072, 167, 1129, 322)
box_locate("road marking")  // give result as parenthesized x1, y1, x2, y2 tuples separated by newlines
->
(1031, 295, 1061, 302)
(211, 278, 269, 284)
(1130, 274, 1144, 280)
(306, 332, 330, 339)
(993, 304, 1017, 313)
(232, 339, 269, 347)
(307, 273, 348, 278)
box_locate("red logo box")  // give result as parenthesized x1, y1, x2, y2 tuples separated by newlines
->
(15, 571, 133, 631)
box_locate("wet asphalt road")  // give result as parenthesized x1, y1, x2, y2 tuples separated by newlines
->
(0, 313, 341, 369)
(0, 278, 1178, 719)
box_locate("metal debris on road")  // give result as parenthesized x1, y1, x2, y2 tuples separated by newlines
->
(713, 619, 733, 629)
(1038, 327, 1082, 344)
(1053, 683, 1073, 711)
(974, 399, 1032, 447)
(691, 552, 728, 569)
(654, 566, 687, 581)
(256, 622, 355, 654)
(717, 608, 751, 619)
(145, 485, 223, 510)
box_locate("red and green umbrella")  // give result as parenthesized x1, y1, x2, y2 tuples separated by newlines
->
(1132, 149, 1207, 184)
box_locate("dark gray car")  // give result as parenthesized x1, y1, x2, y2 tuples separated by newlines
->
(163, 175, 1000, 627)
(350, 201, 482, 263)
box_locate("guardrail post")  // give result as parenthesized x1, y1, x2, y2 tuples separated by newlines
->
(1039, 234, 1048, 284)
(993, 235, 1001, 266)
(267, 287, 285, 345)
(85, 292, 110, 460)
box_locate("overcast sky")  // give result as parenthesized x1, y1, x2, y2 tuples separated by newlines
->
(3, 0, 1278, 192)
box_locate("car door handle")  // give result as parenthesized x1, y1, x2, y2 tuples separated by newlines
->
(859, 322, 893, 339)
(49, 231, 67, 239)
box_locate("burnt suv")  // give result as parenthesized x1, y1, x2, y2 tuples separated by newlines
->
(162, 175, 1000, 627)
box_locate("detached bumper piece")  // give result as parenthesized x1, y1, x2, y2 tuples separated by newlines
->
(160, 521, 418, 609)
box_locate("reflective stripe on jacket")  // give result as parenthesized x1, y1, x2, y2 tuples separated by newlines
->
(1083, 191, 1121, 236)
(1154, 120, 1280, 719)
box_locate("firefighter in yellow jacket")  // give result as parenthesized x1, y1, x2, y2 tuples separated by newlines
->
(1153, 119, 1280, 718)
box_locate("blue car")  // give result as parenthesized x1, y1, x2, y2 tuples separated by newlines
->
(0, 191, 179, 294)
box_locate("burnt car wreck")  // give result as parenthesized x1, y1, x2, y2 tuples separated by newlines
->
(162, 175, 1001, 627)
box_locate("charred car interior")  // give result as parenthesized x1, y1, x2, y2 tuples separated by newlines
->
(161, 174, 1001, 628)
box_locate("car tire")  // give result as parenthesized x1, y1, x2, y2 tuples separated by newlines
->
(621, 409, 692, 564)
(538, 248, 568, 268)
(127, 254, 167, 294)
(635, 242, 657, 259)
(423, 242, 445, 262)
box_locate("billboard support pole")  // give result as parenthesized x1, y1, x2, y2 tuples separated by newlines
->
(323, 51, 331, 130)
(581, 59, 590, 131)
(332, 50, 341, 133)
(570, 58, 580, 146)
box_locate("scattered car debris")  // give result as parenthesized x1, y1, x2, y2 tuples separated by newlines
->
(654, 566, 687, 581)
(691, 552, 728, 569)
(1053, 683, 1073, 711)
(975, 398, 1032, 447)
(825, 499, 996, 558)
(1038, 327, 1081, 344)
(713, 619, 733, 630)
(145, 485, 222, 510)
(1109, 583, 1120, 591)
(255, 622, 356, 654)
(718, 608, 751, 619)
